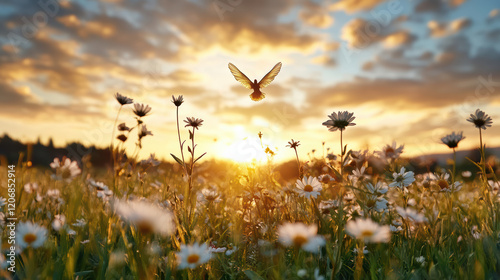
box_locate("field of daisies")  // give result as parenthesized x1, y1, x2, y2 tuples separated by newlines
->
(1, 93, 499, 280)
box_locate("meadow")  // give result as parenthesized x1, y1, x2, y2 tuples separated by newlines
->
(0, 94, 499, 280)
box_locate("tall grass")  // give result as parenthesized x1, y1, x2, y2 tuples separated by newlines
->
(1, 97, 498, 280)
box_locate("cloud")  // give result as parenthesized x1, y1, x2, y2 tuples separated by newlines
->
(341, 18, 415, 49)
(383, 30, 416, 47)
(490, 9, 500, 19)
(428, 18, 472, 37)
(150, 0, 322, 57)
(415, 0, 467, 13)
(306, 34, 500, 113)
(299, 2, 334, 28)
(330, 0, 388, 13)
(312, 55, 336, 67)
(341, 18, 384, 48)
(450, 18, 472, 32)
(325, 42, 341, 52)
(428, 21, 447, 37)
(362, 61, 374, 71)
(485, 28, 500, 41)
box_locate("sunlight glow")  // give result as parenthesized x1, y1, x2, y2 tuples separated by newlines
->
(219, 137, 268, 163)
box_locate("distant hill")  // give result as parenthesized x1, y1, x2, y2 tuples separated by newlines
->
(416, 147, 500, 166)
(0, 134, 498, 176)
(0, 134, 112, 168)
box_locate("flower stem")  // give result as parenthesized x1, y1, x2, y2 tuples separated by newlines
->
(110, 105, 122, 190)
(479, 128, 486, 182)
(354, 241, 365, 280)
(340, 129, 344, 180)
(452, 147, 456, 184)
(294, 148, 301, 178)
(176, 107, 188, 177)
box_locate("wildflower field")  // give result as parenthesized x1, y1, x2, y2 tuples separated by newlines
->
(1, 93, 499, 280)
(1, 1, 500, 279)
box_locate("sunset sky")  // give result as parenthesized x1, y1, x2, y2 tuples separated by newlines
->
(1, 0, 499, 163)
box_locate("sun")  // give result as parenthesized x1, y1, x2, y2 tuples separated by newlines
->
(219, 137, 268, 163)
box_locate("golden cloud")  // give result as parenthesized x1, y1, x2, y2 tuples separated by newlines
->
(330, 0, 388, 13)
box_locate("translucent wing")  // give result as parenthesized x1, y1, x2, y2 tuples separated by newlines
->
(228, 63, 253, 89)
(258, 62, 282, 89)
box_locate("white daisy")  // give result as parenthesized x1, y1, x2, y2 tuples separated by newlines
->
(488, 180, 499, 192)
(349, 166, 367, 184)
(365, 195, 388, 212)
(467, 109, 493, 130)
(436, 174, 462, 192)
(115, 92, 133, 105)
(376, 141, 404, 161)
(225, 246, 238, 256)
(277, 222, 325, 253)
(200, 188, 220, 202)
(314, 268, 326, 280)
(441, 131, 465, 149)
(471, 225, 481, 239)
(462, 171, 472, 178)
(318, 199, 339, 214)
(295, 176, 322, 199)
(208, 246, 227, 253)
(24, 182, 39, 194)
(395, 207, 427, 223)
(176, 243, 212, 269)
(365, 181, 388, 195)
(351, 166, 366, 179)
(16, 221, 47, 249)
(50, 157, 81, 182)
(52, 214, 66, 231)
(97, 189, 113, 201)
(72, 218, 87, 227)
(345, 218, 391, 243)
(88, 180, 109, 191)
(389, 167, 415, 189)
(322, 111, 356, 132)
(415, 256, 426, 266)
(47, 189, 61, 198)
(390, 225, 403, 232)
(114, 199, 175, 236)
(353, 246, 370, 254)
(133, 103, 152, 117)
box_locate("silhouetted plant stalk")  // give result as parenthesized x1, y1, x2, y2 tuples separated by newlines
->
(440, 131, 465, 183)
(128, 103, 152, 163)
(466, 109, 493, 212)
(170, 96, 206, 226)
(479, 128, 486, 180)
(322, 111, 356, 182)
(172, 95, 188, 178)
(286, 139, 301, 177)
(111, 93, 134, 189)
(466, 109, 492, 182)
(340, 130, 344, 179)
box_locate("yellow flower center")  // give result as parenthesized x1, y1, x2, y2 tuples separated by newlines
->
(304, 185, 314, 192)
(24, 233, 37, 244)
(61, 168, 72, 179)
(366, 199, 376, 208)
(360, 230, 374, 238)
(293, 234, 308, 247)
(187, 254, 200, 264)
(137, 220, 154, 235)
(437, 179, 449, 190)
